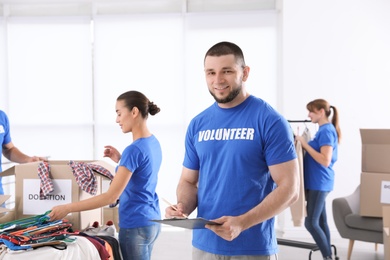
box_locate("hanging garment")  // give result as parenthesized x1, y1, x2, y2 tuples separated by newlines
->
(37, 162, 54, 199)
(68, 161, 114, 195)
(301, 127, 312, 155)
(37, 161, 115, 200)
(289, 140, 307, 226)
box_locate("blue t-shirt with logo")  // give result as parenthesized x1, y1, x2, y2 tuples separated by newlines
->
(183, 95, 297, 256)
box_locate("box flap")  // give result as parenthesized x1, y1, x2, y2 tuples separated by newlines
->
(1, 165, 16, 177)
(1, 161, 42, 176)
(0, 195, 12, 214)
(0, 195, 11, 205)
(384, 205, 390, 226)
(90, 160, 116, 175)
(360, 129, 390, 144)
(360, 129, 390, 173)
(0, 210, 15, 223)
(0, 207, 11, 214)
(1, 160, 115, 176)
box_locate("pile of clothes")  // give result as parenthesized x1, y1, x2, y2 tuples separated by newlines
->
(0, 211, 76, 251)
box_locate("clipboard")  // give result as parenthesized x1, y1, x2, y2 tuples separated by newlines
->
(151, 218, 220, 229)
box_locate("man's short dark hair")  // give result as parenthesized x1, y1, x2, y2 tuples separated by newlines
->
(204, 41, 246, 67)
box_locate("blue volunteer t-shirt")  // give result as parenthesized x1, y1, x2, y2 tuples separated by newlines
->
(304, 123, 338, 191)
(117, 135, 162, 228)
(183, 95, 297, 256)
(0, 110, 12, 195)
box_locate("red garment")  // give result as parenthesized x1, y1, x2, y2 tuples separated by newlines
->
(77, 234, 111, 260)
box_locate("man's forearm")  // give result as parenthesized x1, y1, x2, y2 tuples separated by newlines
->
(240, 184, 299, 231)
(176, 179, 198, 216)
(3, 147, 32, 163)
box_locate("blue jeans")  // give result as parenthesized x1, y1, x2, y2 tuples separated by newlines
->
(305, 190, 332, 258)
(119, 224, 161, 260)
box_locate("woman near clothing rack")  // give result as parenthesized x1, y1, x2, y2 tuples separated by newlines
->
(295, 99, 341, 260)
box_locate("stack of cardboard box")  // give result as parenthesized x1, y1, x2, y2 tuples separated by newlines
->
(359, 129, 390, 258)
(359, 129, 390, 218)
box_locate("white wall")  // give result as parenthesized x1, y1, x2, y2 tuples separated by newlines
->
(1, 0, 390, 242)
(0, 3, 279, 221)
(281, 0, 390, 237)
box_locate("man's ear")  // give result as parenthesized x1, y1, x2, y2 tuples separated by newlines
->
(242, 66, 250, 82)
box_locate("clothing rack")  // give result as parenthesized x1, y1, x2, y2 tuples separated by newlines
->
(288, 119, 317, 137)
(287, 119, 311, 123)
(277, 239, 338, 260)
(278, 119, 338, 259)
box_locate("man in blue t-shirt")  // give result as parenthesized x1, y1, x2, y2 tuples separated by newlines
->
(165, 42, 300, 259)
(0, 110, 46, 196)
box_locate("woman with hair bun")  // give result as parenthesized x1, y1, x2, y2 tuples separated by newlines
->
(49, 90, 162, 260)
(295, 98, 341, 260)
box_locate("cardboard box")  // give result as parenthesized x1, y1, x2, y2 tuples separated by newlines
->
(360, 172, 390, 217)
(1, 160, 114, 230)
(360, 129, 390, 173)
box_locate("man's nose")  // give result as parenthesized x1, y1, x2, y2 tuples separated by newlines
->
(216, 73, 225, 83)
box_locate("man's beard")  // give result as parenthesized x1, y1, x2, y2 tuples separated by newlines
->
(210, 85, 242, 104)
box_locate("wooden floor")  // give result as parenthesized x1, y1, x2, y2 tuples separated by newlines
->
(151, 227, 385, 260)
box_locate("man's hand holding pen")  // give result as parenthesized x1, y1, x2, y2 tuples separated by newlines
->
(162, 198, 188, 219)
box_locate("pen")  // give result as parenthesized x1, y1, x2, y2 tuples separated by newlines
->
(161, 197, 188, 218)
